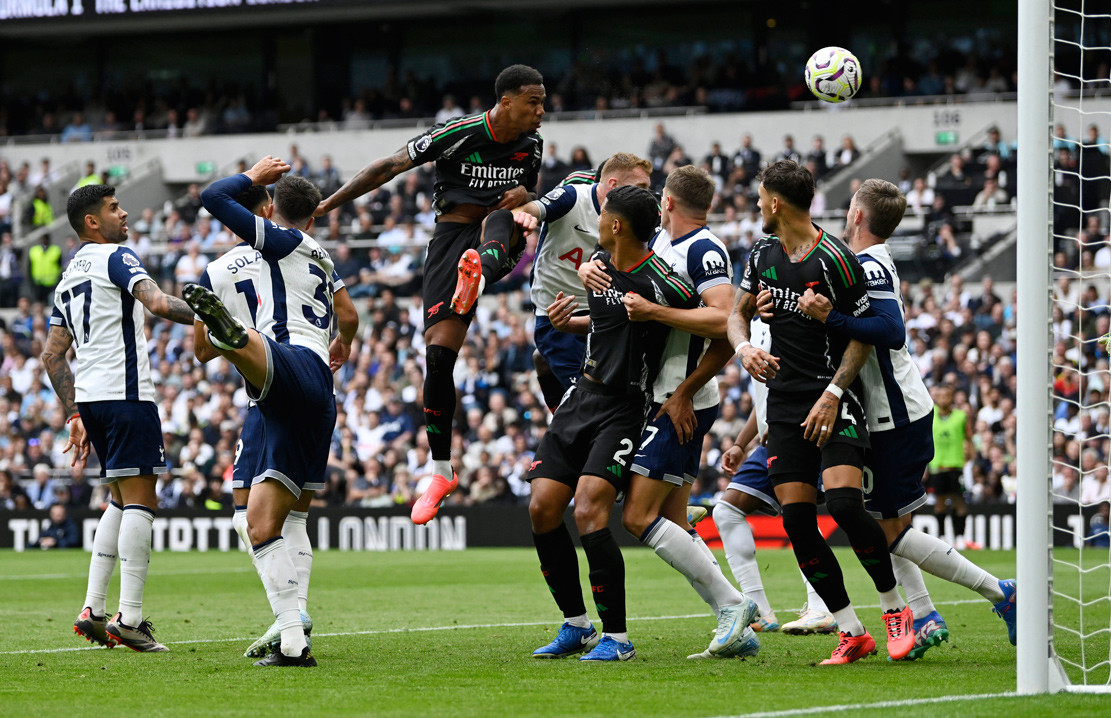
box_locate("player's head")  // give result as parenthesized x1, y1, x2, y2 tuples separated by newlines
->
(272, 175, 321, 230)
(596, 152, 652, 204)
(756, 160, 814, 235)
(599, 184, 659, 251)
(845, 178, 906, 248)
(67, 184, 127, 244)
(934, 383, 954, 410)
(662, 164, 714, 229)
(494, 64, 545, 134)
(236, 184, 273, 219)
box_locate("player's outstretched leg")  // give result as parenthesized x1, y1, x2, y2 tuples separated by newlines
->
(75, 499, 123, 647)
(413, 344, 460, 524)
(183, 283, 248, 350)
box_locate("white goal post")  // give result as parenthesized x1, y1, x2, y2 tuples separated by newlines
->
(1018, 0, 1111, 694)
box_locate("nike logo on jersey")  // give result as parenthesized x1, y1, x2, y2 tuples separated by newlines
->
(573, 224, 592, 234)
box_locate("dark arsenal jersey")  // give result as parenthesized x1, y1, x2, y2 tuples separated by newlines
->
(405, 111, 542, 214)
(739, 229, 871, 423)
(581, 249, 701, 396)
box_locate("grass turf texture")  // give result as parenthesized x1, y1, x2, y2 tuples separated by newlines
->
(2, 546, 1107, 717)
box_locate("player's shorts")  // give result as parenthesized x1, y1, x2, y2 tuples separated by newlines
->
(78, 400, 166, 484)
(527, 379, 648, 492)
(231, 403, 261, 490)
(726, 444, 782, 516)
(631, 402, 718, 486)
(765, 404, 868, 487)
(246, 336, 336, 498)
(534, 314, 586, 390)
(863, 412, 933, 519)
(927, 469, 965, 496)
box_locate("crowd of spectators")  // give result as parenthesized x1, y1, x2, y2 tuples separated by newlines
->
(0, 124, 1104, 539)
(0, 31, 1035, 142)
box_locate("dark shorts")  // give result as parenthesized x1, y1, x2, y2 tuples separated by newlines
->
(527, 383, 647, 492)
(422, 221, 483, 331)
(79, 400, 166, 484)
(231, 403, 262, 490)
(534, 314, 586, 390)
(246, 336, 336, 498)
(765, 403, 868, 487)
(927, 469, 965, 497)
(631, 403, 718, 486)
(726, 445, 782, 515)
(863, 412, 934, 519)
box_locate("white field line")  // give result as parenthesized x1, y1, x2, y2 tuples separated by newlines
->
(6, 567, 255, 581)
(710, 692, 1020, 717)
(1, 599, 987, 656)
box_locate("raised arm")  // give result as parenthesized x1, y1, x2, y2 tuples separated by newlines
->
(132, 278, 196, 325)
(316, 148, 414, 216)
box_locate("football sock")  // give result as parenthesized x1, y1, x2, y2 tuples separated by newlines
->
(565, 614, 591, 629)
(423, 345, 458, 461)
(604, 631, 629, 644)
(825, 487, 897, 594)
(781, 502, 851, 614)
(233, 506, 259, 569)
(891, 526, 1004, 602)
(532, 524, 588, 619)
(117, 504, 155, 627)
(253, 537, 306, 657)
(891, 554, 936, 618)
(713, 501, 773, 618)
(478, 209, 519, 283)
(83, 501, 122, 616)
(640, 517, 744, 610)
(580, 528, 627, 634)
(433, 459, 453, 481)
(283, 510, 312, 612)
(687, 530, 723, 616)
(801, 566, 831, 614)
(832, 605, 866, 637)
(878, 587, 905, 613)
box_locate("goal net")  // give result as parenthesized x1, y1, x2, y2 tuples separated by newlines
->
(1019, 0, 1111, 694)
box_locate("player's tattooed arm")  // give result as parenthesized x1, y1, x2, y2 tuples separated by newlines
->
(830, 337, 871, 393)
(41, 325, 78, 417)
(132, 278, 196, 325)
(804, 338, 870, 445)
(729, 289, 781, 383)
(316, 148, 414, 216)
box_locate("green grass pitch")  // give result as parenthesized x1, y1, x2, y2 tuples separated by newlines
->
(3, 546, 1107, 717)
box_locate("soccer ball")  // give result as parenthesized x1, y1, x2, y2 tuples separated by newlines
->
(804, 47, 862, 103)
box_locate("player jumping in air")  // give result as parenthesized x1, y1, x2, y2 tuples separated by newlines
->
(48, 185, 197, 652)
(315, 64, 545, 525)
(187, 156, 339, 667)
(191, 183, 358, 660)
(526, 185, 701, 662)
(728, 160, 914, 664)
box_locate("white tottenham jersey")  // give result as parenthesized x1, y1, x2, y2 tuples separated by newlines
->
(530, 183, 601, 316)
(200, 174, 336, 369)
(748, 317, 771, 436)
(200, 242, 346, 334)
(857, 244, 933, 431)
(50, 242, 155, 403)
(250, 216, 335, 366)
(649, 226, 732, 411)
